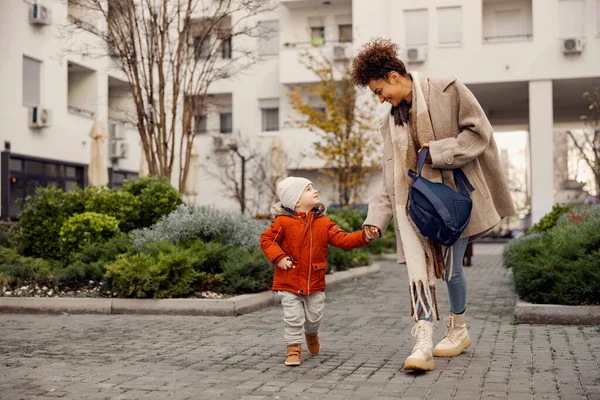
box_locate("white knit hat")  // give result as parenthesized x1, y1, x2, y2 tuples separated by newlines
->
(277, 177, 313, 210)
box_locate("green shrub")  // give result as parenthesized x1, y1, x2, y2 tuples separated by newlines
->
(529, 204, 573, 233)
(0, 221, 14, 248)
(54, 233, 134, 286)
(84, 188, 141, 232)
(193, 272, 224, 293)
(52, 261, 105, 287)
(59, 212, 120, 257)
(327, 207, 396, 254)
(354, 250, 374, 267)
(0, 247, 54, 288)
(183, 239, 230, 274)
(326, 208, 354, 232)
(123, 176, 182, 228)
(12, 187, 87, 259)
(509, 214, 600, 305)
(327, 247, 373, 272)
(105, 243, 198, 298)
(218, 248, 273, 294)
(69, 232, 134, 265)
(367, 225, 396, 254)
(502, 233, 542, 269)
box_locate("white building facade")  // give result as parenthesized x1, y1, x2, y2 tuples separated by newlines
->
(0, 0, 142, 220)
(2, 0, 600, 224)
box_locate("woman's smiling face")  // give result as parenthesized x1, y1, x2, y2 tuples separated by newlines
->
(368, 71, 412, 107)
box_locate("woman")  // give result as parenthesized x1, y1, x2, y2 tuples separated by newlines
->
(351, 39, 516, 371)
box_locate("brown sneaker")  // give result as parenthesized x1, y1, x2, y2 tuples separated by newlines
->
(285, 344, 301, 366)
(305, 332, 320, 355)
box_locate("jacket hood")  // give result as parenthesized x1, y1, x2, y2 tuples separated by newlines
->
(270, 202, 327, 218)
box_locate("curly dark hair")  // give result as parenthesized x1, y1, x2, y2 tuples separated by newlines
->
(351, 38, 407, 87)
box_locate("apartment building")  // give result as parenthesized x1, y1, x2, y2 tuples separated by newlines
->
(1, 0, 599, 223)
(208, 0, 600, 222)
(0, 0, 142, 220)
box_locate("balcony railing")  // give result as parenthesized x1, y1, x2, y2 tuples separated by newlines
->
(68, 105, 96, 118)
(483, 33, 533, 43)
(282, 38, 352, 49)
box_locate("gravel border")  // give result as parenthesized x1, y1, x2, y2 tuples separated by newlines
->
(0, 264, 380, 316)
(514, 297, 600, 325)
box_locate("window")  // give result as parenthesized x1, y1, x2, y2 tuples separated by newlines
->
(262, 108, 279, 132)
(311, 27, 325, 46)
(217, 17, 232, 59)
(335, 14, 352, 43)
(338, 24, 352, 43)
(404, 9, 428, 46)
(23, 56, 41, 107)
(437, 7, 462, 45)
(67, 62, 97, 117)
(495, 10, 524, 38)
(195, 36, 211, 60)
(220, 112, 232, 133)
(108, 169, 138, 189)
(258, 20, 279, 56)
(5, 155, 85, 219)
(221, 36, 232, 59)
(558, 0, 585, 37)
(196, 114, 207, 134)
(309, 16, 325, 46)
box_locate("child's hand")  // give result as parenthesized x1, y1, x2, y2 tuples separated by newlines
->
(363, 225, 381, 240)
(277, 257, 294, 270)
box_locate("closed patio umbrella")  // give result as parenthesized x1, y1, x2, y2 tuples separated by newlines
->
(183, 145, 199, 199)
(88, 121, 109, 188)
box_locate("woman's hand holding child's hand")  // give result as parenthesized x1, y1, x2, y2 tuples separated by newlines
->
(277, 257, 294, 270)
(363, 225, 381, 241)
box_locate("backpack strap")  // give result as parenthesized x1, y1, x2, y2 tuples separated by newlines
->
(453, 169, 475, 195)
(417, 147, 429, 176)
(419, 148, 475, 196)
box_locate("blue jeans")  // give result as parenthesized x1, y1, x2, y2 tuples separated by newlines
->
(417, 237, 469, 322)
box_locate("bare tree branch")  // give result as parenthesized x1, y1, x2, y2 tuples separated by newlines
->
(63, 0, 275, 193)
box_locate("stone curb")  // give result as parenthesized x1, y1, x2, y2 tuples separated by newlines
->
(514, 297, 600, 325)
(0, 263, 380, 317)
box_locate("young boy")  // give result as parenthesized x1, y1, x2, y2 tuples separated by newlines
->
(260, 177, 377, 366)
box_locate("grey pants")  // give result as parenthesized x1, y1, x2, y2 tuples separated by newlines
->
(278, 291, 325, 345)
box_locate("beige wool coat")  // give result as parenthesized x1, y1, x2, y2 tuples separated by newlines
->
(364, 76, 517, 264)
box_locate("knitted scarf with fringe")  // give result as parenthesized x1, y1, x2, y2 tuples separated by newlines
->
(389, 71, 451, 322)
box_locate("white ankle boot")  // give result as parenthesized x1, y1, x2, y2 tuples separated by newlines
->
(433, 312, 471, 357)
(403, 320, 435, 371)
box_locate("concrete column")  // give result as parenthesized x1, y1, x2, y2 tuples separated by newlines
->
(529, 80, 554, 224)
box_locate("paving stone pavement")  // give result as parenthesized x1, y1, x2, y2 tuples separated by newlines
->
(1, 243, 599, 400)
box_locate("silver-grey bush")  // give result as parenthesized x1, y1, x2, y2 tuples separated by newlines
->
(130, 204, 269, 250)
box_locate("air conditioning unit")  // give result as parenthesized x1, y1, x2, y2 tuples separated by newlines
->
(109, 140, 129, 159)
(333, 45, 349, 61)
(109, 123, 126, 140)
(406, 46, 427, 64)
(30, 3, 51, 25)
(29, 107, 51, 128)
(562, 38, 584, 54)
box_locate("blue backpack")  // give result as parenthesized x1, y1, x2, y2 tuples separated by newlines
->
(407, 148, 474, 247)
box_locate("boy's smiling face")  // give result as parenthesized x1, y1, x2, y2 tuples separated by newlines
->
(296, 184, 320, 210)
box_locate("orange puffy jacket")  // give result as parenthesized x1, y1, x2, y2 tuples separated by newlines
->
(260, 203, 368, 295)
